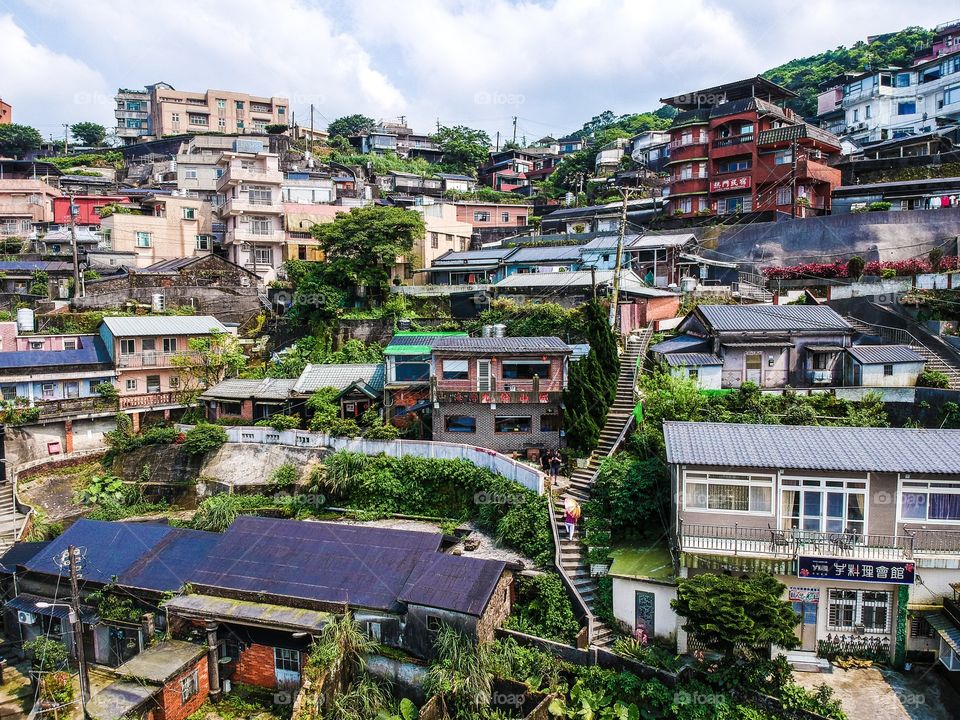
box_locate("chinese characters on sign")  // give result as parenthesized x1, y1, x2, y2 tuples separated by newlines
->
(797, 557, 915, 585)
(709, 175, 752, 193)
(788, 586, 820, 604)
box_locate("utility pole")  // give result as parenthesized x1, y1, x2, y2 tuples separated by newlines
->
(495, 131, 500, 152)
(511, 116, 517, 145)
(67, 546, 91, 710)
(62, 124, 69, 155)
(68, 193, 81, 298)
(309, 103, 314, 157)
(590, 265, 597, 300)
(608, 187, 632, 329)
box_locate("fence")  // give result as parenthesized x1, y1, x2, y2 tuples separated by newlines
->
(817, 633, 891, 663)
(191, 425, 545, 494)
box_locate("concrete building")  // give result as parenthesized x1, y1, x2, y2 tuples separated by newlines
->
(282, 202, 339, 263)
(845, 345, 926, 387)
(0, 179, 60, 240)
(397, 204, 474, 284)
(115, 83, 289, 145)
(0, 98, 11, 124)
(453, 201, 532, 246)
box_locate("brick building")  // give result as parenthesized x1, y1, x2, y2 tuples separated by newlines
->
(430, 336, 571, 455)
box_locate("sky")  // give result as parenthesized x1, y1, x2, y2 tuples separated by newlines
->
(0, 0, 954, 144)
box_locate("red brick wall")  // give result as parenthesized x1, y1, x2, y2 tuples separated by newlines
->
(157, 655, 209, 720)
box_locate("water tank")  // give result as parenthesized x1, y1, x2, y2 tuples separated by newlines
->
(493, 323, 507, 337)
(16, 308, 34, 333)
(481, 324, 494, 337)
(680, 276, 698, 293)
(151, 294, 166, 312)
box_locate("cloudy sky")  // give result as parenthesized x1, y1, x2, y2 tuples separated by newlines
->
(0, 0, 952, 143)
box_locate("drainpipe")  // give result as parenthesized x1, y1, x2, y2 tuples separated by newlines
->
(206, 622, 221, 698)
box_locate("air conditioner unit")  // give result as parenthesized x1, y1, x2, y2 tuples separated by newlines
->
(18, 610, 36, 625)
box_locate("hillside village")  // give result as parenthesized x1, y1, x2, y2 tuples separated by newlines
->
(2, 13, 960, 720)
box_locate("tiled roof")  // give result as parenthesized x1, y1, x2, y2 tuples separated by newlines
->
(663, 353, 723, 367)
(292, 363, 385, 395)
(695, 304, 851, 332)
(101, 315, 228, 337)
(664, 421, 960, 474)
(200, 377, 297, 401)
(432, 336, 571, 354)
(847, 345, 925, 365)
(757, 123, 840, 149)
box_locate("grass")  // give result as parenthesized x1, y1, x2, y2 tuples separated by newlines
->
(186, 683, 291, 720)
(20, 459, 106, 486)
(608, 544, 675, 582)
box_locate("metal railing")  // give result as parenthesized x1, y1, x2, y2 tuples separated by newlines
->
(119, 391, 187, 409)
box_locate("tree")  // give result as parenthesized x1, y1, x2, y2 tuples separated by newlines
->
(327, 114, 375, 138)
(0, 123, 42, 158)
(171, 330, 247, 394)
(70, 121, 106, 146)
(846, 255, 865, 279)
(671, 573, 799, 659)
(431, 125, 491, 174)
(310, 205, 424, 291)
(265, 123, 288, 134)
(929, 246, 945, 273)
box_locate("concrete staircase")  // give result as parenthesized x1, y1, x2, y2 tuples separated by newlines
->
(552, 326, 653, 647)
(845, 315, 960, 389)
(0, 482, 28, 553)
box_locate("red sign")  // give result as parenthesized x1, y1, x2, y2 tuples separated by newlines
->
(710, 175, 752, 193)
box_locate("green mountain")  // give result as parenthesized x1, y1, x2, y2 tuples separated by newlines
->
(762, 25, 935, 118)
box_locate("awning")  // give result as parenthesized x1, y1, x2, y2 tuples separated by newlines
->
(6, 593, 98, 623)
(721, 341, 794, 348)
(806, 345, 845, 353)
(163, 594, 331, 634)
(925, 612, 960, 655)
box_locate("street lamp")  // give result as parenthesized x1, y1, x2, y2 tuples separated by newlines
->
(34, 601, 77, 625)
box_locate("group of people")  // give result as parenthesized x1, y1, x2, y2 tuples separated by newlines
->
(539, 448, 580, 540)
(539, 448, 563, 478)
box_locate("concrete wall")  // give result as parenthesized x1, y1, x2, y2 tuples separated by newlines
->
(669, 364, 721, 390)
(611, 577, 678, 642)
(5, 416, 115, 467)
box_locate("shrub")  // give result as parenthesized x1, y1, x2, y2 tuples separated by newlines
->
(504, 573, 580, 643)
(868, 201, 892, 211)
(269, 462, 299, 492)
(95, 381, 118, 399)
(182, 423, 228, 455)
(325, 417, 361, 437)
(214, 415, 248, 426)
(362, 423, 400, 440)
(24, 637, 69, 672)
(846, 255, 864, 279)
(78, 474, 126, 505)
(255, 413, 300, 431)
(917, 369, 951, 388)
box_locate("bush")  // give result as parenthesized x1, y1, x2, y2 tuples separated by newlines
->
(325, 417, 361, 437)
(504, 573, 580, 643)
(868, 201, 892, 211)
(95, 381, 118, 399)
(214, 415, 249, 426)
(269, 462, 299, 492)
(24, 637, 69, 673)
(362, 423, 400, 440)
(182, 423, 228, 455)
(917, 369, 951, 388)
(254, 413, 300, 431)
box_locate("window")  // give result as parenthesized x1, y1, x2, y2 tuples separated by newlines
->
(394, 359, 430, 382)
(217, 99, 226, 109)
(235, 101, 245, 111)
(852, 109, 859, 123)
(63, 339, 77, 350)
(717, 158, 751, 173)
(274, 647, 300, 674)
(182, 207, 196, 220)
(774, 149, 793, 166)
(540, 414, 560, 432)
(188, 113, 207, 126)
(180, 669, 199, 705)
(171, 113, 180, 123)
(218, 117, 226, 130)
(136, 232, 152, 248)
(898, 101, 916, 115)
(683, 471, 773, 514)
(120, 339, 136, 355)
(442, 359, 469, 380)
(946, 85, 960, 107)
(248, 186, 273, 205)
(901, 479, 960, 522)
(780, 476, 867, 533)
(474, 211, 490, 222)
(679, 164, 692, 180)
(688, 367, 699, 379)
(253, 246, 273, 265)
(517, 215, 526, 225)
(146, 375, 161, 393)
(738, 122, 753, 136)
(431, 232, 439, 249)
(196, 235, 211, 250)
(776, 186, 792, 206)
(278, 106, 286, 115)
(426, 615, 443, 634)
(365, 621, 382, 642)
(125, 379, 138, 391)
(162, 337, 177, 353)
(911, 616, 935, 638)
(126, 100, 144, 111)
(236, 120, 244, 129)
(41, 383, 55, 399)
(445, 415, 476, 433)
(0, 385, 16, 401)
(883, 364, 894, 376)
(29, 340, 44, 350)
(501, 212, 510, 223)
(169, 376, 180, 389)
(813, 352, 830, 370)
(185, 168, 198, 179)
(677, 197, 693, 214)
(895, 72, 912, 87)
(828, 589, 892, 633)
(865, 105, 872, 119)
(495, 416, 532, 433)
(501, 361, 551, 380)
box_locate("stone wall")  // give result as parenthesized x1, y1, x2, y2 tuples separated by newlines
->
(158, 653, 210, 720)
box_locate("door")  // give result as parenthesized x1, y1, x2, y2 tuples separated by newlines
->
(64, 381, 80, 399)
(477, 359, 492, 392)
(141, 338, 156, 366)
(635, 590, 656, 641)
(745, 353, 763, 385)
(792, 601, 818, 651)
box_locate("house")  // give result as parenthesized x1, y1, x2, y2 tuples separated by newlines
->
(0, 179, 60, 240)
(282, 202, 340, 262)
(629, 130, 672, 172)
(539, 198, 663, 235)
(609, 546, 678, 643)
(282, 171, 336, 205)
(292, 363, 385, 419)
(51, 195, 132, 227)
(437, 173, 478, 194)
(665, 421, 960, 666)
(453, 201, 533, 246)
(86, 641, 210, 720)
(661, 353, 724, 390)
(400, 204, 474, 284)
(199, 377, 298, 423)
(478, 150, 536, 192)
(350, 121, 441, 160)
(378, 171, 443, 198)
(98, 315, 229, 425)
(845, 345, 926, 387)
(653, 304, 854, 389)
(661, 76, 841, 218)
(383, 332, 467, 427)
(0, 260, 75, 298)
(831, 175, 960, 214)
(430, 336, 570, 456)
(419, 247, 515, 285)
(500, 244, 582, 276)
(558, 136, 585, 155)
(594, 138, 631, 176)
(0, 98, 10, 124)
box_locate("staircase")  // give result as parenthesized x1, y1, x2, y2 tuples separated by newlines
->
(552, 326, 653, 647)
(0, 482, 28, 553)
(845, 315, 960, 389)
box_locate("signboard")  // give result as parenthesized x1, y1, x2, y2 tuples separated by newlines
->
(789, 586, 820, 604)
(797, 557, 914, 585)
(710, 175, 752, 193)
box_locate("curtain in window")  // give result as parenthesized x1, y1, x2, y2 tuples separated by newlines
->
(929, 493, 960, 521)
(782, 490, 800, 529)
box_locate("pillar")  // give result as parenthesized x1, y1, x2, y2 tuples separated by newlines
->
(894, 584, 909, 669)
(206, 622, 221, 698)
(130, 411, 141, 433)
(63, 420, 74, 454)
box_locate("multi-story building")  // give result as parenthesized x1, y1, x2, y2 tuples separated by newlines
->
(397, 204, 473, 285)
(282, 202, 340, 262)
(51, 195, 131, 227)
(594, 137, 631, 176)
(383, 331, 467, 429)
(0, 98, 11, 124)
(430, 336, 570, 455)
(215, 140, 285, 281)
(0, 180, 60, 240)
(478, 150, 536, 192)
(662, 76, 841, 218)
(98, 315, 229, 427)
(95, 194, 214, 269)
(351, 121, 441, 160)
(665, 421, 960, 668)
(452, 201, 532, 246)
(115, 83, 289, 145)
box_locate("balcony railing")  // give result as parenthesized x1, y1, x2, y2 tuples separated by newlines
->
(119, 391, 188, 409)
(712, 135, 754, 149)
(217, 163, 282, 189)
(117, 351, 200, 369)
(436, 376, 565, 394)
(226, 229, 286, 244)
(37, 396, 119, 418)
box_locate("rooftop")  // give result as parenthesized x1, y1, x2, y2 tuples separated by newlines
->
(494, 268, 677, 298)
(432, 336, 572, 354)
(385, 331, 468, 356)
(608, 546, 675, 582)
(0, 337, 112, 370)
(163, 594, 332, 634)
(661, 75, 796, 109)
(663, 353, 723, 367)
(432, 248, 516, 265)
(115, 640, 206, 684)
(847, 344, 925, 365)
(100, 315, 228, 337)
(692, 304, 851, 333)
(199, 377, 297, 402)
(664, 421, 960, 474)
(504, 245, 583, 263)
(292, 363, 385, 395)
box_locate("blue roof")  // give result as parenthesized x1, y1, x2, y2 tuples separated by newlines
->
(650, 334, 711, 355)
(0, 336, 112, 370)
(0, 261, 73, 273)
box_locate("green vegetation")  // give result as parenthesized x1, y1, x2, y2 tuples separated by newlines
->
(268, 462, 299, 492)
(77, 473, 126, 505)
(425, 626, 495, 719)
(327, 114, 375, 138)
(45, 150, 125, 170)
(763, 25, 934, 117)
(431, 125, 490, 174)
(264, 337, 384, 379)
(171, 330, 247, 396)
(182, 423, 228, 455)
(70, 121, 107, 146)
(187, 683, 291, 720)
(0, 123, 43, 158)
(917, 369, 951, 389)
(255, 413, 301, 431)
(503, 573, 580, 643)
(23, 637, 69, 673)
(468, 300, 584, 342)
(103, 416, 181, 459)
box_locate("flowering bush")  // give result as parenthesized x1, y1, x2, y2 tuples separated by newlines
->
(763, 256, 960, 280)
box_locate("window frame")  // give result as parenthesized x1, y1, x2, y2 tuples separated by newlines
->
(827, 589, 892, 634)
(135, 231, 152, 248)
(441, 359, 469, 380)
(120, 338, 137, 355)
(494, 415, 532, 434)
(501, 360, 552, 380)
(683, 470, 774, 515)
(444, 415, 477, 433)
(899, 478, 960, 523)
(780, 475, 868, 534)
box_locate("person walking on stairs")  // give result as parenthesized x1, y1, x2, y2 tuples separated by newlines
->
(564, 497, 581, 541)
(549, 449, 562, 479)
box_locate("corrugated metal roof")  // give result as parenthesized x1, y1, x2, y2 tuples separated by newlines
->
(101, 315, 228, 337)
(386, 332, 467, 354)
(580, 234, 641, 251)
(0, 336, 112, 370)
(200, 377, 297, 401)
(0, 261, 74, 273)
(847, 344, 925, 365)
(6, 593, 98, 623)
(664, 421, 960, 474)
(292, 363, 385, 395)
(663, 353, 723, 367)
(651, 334, 711, 355)
(628, 233, 696, 250)
(163, 593, 332, 633)
(399, 552, 506, 616)
(494, 269, 677, 298)
(432, 248, 515, 265)
(696, 304, 851, 332)
(925, 612, 960, 654)
(432, 336, 571, 354)
(0, 542, 49, 574)
(505, 245, 582, 263)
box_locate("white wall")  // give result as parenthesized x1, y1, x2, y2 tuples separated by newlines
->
(857, 360, 925, 388)
(669, 365, 721, 390)
(611, 577, 678, 642)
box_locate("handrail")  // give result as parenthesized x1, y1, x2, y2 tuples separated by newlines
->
(548, 491, 594, 646)
(846, 315, 922, 347)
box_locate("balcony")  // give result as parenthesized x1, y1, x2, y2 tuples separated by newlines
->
(119, 391, 188, 410)
(712, 135, 754, 149)
(435, 374, 565, 396)
(224, 229, 286, 245)
(219, 195, 283, 217)
(217, 162, 282, 190)
(37, 396, 119, 419)
(117, 351, 201, 369)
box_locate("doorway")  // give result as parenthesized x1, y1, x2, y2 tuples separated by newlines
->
(745, 353, 763, 385)
(792, 601, 818, 651)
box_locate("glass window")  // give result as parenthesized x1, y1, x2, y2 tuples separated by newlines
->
(394, 359, 430, 382)
(494, 416, 532, 433)
(274, 647, 300, 673)
(426, 615, 443, 634)
(474, 211, 490, 222)
(125, 379, 137, 391)
(136, 232, 152, 248)
(501, 361, 551, 380)
(828, 589, 892, 633)
(182, 207, 196, 219)
(146, 375, 161, 393)
(895, 73, 912, 88)
(253, 247, 273, 265)
(901, 480, 960, 522)
(0, 385, 16, 401)
(162, 337, 178, 353)
(883, 364, 894, 376)
(445, 415, 476, 433)
(541, 414, 560, 432)
(898, 101, 917, 115)
(781, 477, 866, 533)
(684, 471, 774, 514)
(120, 339, 136, 355)
(442, 359, 469, 380)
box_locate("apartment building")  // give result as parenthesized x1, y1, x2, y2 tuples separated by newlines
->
(351, 121, 441, 160)
(95, 194, 214, 269)
(215, 140, 285, 281)
(0, 180, 60, 240)
(453, 201, 531, 246)
(396, 204, 473, 284)
(51, 195, 131, 227)
(662, 77, 841, 218)
(478, 150, 536, 192)
(175, 135, 237, 202)
(0, 98, 11, 124)
(817, 20, 960, 144)
(430, 336, 570, 455)
(283, 202, 340, 262)
(115, 83, 288, 145)
(665, 421, 960, 670)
